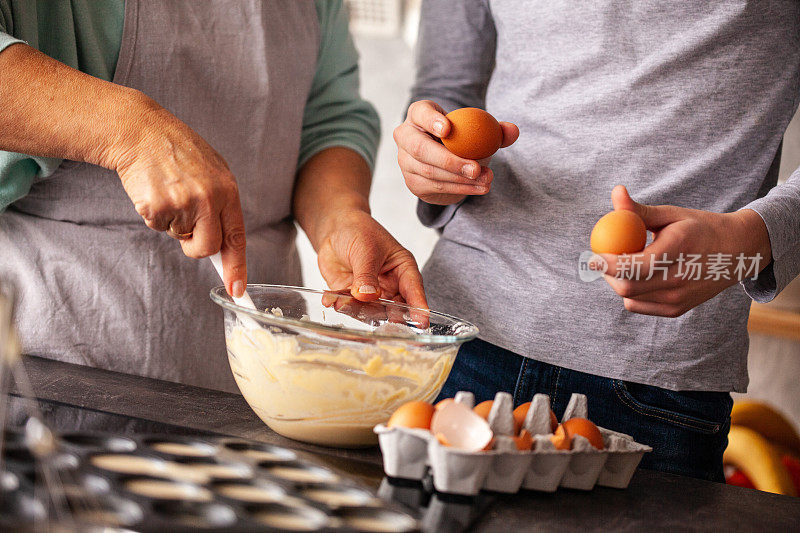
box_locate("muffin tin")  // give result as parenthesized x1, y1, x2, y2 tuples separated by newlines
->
(375, 392, 651, 496)
(1, 428, 421, 531)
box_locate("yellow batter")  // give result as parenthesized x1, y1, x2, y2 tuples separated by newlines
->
(226, 324, 456, 446)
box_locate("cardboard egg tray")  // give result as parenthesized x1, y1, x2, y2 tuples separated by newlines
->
(0, 428, 420, 532)
(375, 392, 651, 496)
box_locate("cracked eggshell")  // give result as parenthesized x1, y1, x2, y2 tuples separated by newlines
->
(431, 402, 493, 452)
(374, 424, 431, 480)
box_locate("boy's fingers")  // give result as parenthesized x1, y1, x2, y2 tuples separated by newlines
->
(499, 122, 520, 147)
(408, 99, 450, 137)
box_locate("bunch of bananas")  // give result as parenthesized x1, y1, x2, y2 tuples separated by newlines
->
(724, 400, 800, 496)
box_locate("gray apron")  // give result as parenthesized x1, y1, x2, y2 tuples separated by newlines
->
(0, 0, 320, 392)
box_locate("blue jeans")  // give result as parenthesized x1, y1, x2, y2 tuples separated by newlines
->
(437, 338, 733, 482)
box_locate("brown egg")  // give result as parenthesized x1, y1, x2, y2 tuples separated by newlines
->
(590, 209, 647, 255)
(387, 401, 435, 430)
(435, 398, 455, 410)
(550, 424, 572, 450)
(512, 430, 533, 451)
(442, 107, 503, 160)
(512, 403, 559, 434)
(473, 400, 494, 420)
(562, 418, 605, 450)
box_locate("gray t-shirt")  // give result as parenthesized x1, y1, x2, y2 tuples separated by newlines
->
(412, 0, 800, 392)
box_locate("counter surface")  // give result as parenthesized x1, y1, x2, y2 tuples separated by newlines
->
(11, 356, 800, 531)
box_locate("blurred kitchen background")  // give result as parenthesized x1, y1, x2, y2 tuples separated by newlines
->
(297, 0, 800, 430)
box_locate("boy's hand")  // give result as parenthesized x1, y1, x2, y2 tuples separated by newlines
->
(393, 100, 518, 205)
(599, 186, 772, 317)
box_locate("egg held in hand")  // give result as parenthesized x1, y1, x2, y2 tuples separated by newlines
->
(387, 401, 436, 430)
(442, 107, 504, 160)
(590, 209, 647, 255)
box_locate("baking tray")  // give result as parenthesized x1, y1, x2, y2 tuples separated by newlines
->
(1, 428, 421, 532)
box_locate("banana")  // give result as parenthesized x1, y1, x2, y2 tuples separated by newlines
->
(724, 425, 797, 496)
(731, 400, 800, 457)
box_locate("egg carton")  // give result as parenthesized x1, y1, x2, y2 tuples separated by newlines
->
(375, 392, 651, 496)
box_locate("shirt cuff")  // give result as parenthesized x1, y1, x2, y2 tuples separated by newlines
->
(296, 139, 374, 173)
(0, 32, 24, 54)
(740, 188, 800, 302)
(417, 199, 464, 229)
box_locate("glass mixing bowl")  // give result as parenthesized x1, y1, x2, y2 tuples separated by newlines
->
(210, 285, 478, 447)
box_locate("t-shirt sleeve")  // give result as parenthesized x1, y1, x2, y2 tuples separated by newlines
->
(0, 30, 24, 52)
(740, 168, 800, 302)
(297, 0, 380, 171)
(410, 0, 496, 113)
(411, 0, 496, 229)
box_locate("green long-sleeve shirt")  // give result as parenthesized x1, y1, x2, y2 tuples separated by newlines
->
(0, 0, 379, 211)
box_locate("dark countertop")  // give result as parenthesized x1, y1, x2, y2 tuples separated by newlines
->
(12, 356, 800, 531)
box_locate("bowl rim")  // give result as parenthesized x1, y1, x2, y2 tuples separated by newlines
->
(209, 284, 479, 345)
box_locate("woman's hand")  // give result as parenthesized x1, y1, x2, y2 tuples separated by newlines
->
(316, 209, 427, 309)
(110, 100, 247, 298)
(293, 147, 427, 310)
(393, 100, 519, 205)
(0, 44, 247, 297)
(599, 186, 772, 317)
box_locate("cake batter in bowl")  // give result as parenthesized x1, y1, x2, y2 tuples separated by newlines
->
(210, 285, 477, 447)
